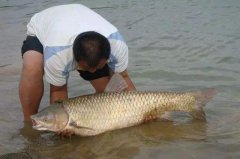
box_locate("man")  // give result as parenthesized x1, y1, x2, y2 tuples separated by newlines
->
(19, 4, 135, 122)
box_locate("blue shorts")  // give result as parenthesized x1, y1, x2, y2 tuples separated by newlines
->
(21, 36, 109, 81)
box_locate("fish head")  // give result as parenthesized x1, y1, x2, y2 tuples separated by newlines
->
(31, 103, 69, 132)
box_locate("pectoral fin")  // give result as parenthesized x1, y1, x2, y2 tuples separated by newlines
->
(69, 121, 94, 130)
(105, 73, 128, 92)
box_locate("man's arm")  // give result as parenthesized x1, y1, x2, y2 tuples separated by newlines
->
(90, 76, 110, 93)
(50, 84, 68, 104)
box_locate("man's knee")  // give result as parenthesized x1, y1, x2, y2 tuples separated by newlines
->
(22, 50, 44, 77)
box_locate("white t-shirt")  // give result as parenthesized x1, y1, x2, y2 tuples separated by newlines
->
(27, 4, 128, 86)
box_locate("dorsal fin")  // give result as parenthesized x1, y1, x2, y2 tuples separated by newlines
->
(105, 73, 128, 92)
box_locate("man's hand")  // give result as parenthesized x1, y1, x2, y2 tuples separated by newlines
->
(57, 130, 75, 138)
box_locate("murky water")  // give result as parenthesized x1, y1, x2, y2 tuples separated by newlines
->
(0, 0, 240, 158)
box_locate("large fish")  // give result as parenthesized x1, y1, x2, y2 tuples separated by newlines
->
(31, 74, 216, 136)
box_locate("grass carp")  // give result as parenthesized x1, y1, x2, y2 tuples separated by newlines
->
(31, 74, 216, 136)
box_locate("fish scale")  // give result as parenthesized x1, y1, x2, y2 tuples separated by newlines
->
(62, 91, 198, 136)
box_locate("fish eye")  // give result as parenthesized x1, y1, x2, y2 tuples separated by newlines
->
(43, 117, 48, 122)
(43, 116, 51, 122)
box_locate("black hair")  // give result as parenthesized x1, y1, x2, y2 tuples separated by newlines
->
(73, 31, 110, 68)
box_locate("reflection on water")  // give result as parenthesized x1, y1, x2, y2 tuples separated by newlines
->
(16, 120, 207, 159)
(0, 0, 240, 158)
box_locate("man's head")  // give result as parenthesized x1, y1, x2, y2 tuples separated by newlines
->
(73, 31, 110, 72)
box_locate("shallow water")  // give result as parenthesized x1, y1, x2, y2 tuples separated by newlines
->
(0, 0, 240, 158)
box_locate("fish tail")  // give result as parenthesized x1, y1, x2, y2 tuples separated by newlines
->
(190, 88, 217, 121)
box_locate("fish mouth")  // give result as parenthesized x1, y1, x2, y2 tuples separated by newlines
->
(30, 116, 48, 131)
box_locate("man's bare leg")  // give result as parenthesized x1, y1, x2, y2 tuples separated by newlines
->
(19, 51, 44, 122)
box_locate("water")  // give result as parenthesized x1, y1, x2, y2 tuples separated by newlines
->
(0, 0, 240, 158)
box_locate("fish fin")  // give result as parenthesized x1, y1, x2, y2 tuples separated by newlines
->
(190, 88, 217, 121)
(160, 112, 173, 121)
(105, 73, 128, 92)
(190, 108, 206, 121)
(69, 121, 94, 130)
